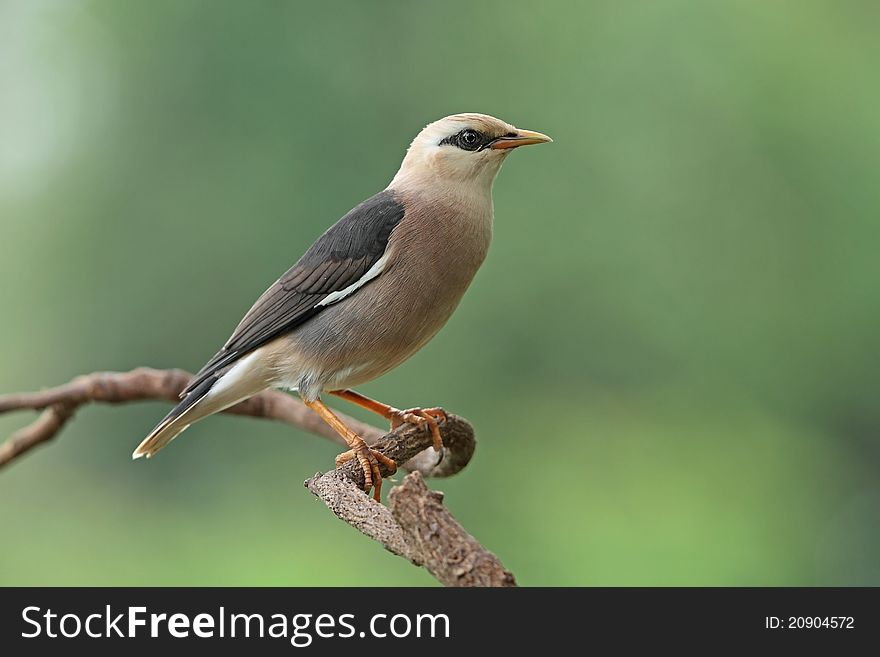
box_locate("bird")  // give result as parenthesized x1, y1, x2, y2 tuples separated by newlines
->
(132, 112, 552, 500)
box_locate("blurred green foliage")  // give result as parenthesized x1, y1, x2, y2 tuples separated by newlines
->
(1, 0, 878, 585)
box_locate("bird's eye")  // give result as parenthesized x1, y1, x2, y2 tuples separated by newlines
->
(461, 129, 479, 146)
(439, 128, 485, 151)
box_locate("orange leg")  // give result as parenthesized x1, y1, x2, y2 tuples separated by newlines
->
(302, 397, 396, 501)
(329, 389, 447, 453)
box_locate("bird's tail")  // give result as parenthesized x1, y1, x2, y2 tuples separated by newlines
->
(132, 378, 218, 459)
(132, 415, 191, 459)
(133, 350, 272, 460)
(132, 377, 262, 459)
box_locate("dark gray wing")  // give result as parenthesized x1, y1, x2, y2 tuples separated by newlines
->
(181, 189, 405, 397)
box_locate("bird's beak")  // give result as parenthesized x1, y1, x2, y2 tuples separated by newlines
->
(490, 129, 553, 149)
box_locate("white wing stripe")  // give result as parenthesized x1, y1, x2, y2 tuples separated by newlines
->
(316, 251, 390, 307)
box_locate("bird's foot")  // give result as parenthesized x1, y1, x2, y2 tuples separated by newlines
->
(335, 442, 397, 502)
(389, 406, 447, 452)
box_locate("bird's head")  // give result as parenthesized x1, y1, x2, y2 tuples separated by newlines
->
(391, 113, 552, 190)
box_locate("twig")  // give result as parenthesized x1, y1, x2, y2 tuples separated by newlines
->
(0, 367, 466, 477)
(390, 472, 516, 586)
(305, 418, 514, 586)
(303, 415, 476, 560)
(0, 367, 515, 587)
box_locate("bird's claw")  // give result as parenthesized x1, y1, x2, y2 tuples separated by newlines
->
(335, 444, 397, 501)
(390, 406, 447, 452)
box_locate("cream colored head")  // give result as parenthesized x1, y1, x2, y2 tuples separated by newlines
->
(390, 113, 551, 190)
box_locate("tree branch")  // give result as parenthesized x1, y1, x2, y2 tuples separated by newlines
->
(305, 418, 513, 585)
(389, 472, 516, 586)
(0, 367, 465, 477)
(0, 367, 515, 586)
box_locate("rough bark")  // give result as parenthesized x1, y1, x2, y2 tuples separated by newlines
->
(0, 367, 516, 587)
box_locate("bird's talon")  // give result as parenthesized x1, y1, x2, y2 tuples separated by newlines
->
(387, 406, 447, 452)
(334, 445, 395, 501)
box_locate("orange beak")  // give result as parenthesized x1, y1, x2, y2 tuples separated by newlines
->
(490, 128, 553, 149)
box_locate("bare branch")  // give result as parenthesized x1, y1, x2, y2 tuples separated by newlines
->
(305, 418, 515, 586)
(303, 413, 473, 548)
(305, 470, 416, 561)
(390, 472, 517, 586)
(306, 465, 516, 586)
(303, 415, 474, 558)
(0, 368, 467, 477)
(306, 413, 476, 493)
(1, 367, 515, 587)
(0, 403, 78, 469)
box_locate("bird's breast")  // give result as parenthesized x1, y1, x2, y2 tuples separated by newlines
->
(391, 186, 493, 281)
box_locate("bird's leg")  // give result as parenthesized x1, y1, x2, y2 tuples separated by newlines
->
(329, 389, 447, 453)
(302, 397, 396, 501)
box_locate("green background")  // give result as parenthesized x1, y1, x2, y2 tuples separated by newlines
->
(1, 0, 878, 585)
